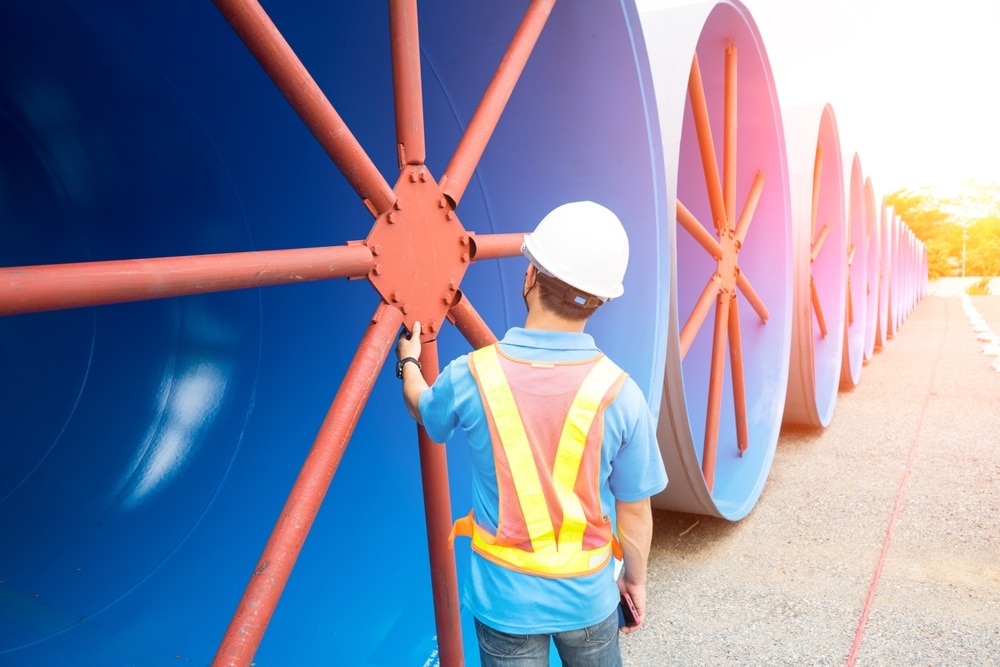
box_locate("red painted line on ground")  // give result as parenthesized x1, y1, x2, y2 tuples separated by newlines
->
(846, 302, 948, 666)
(846, 408, 924, 666)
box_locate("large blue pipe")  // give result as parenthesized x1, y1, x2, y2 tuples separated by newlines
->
(0, 1, 667, 664)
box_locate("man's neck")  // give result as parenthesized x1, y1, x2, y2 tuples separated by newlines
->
(521, 270, 587, 333)
(523, 308, 587, 333)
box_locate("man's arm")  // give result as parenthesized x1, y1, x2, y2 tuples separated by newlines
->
(397, 321, 428, 423)
(616, 496, 654, 634)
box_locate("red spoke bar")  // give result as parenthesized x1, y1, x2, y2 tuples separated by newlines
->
(0, 244, 374, 317)
(736, 270, 769, 323)
(448, 292, 499, 350)
(470, 232, 526, 261)
(727, 296, 749, 454)
(702, 292, 731, 493)
(810, 278, 828, 338)
(213, 0, 396, 216)
(687, 53, 726, 232)
(811, 145, 824, 239)
(415, 340, 464, 667)
(676, 200, 723, 260)
(722, 42, 737, 226)
(389, 0, 426, 166)
(734, 171, 766, 246)
(213, 301, 404, 667)
(811, 224, 830, 263)
(439, 0, 557, 207)
(680, 273, 723, 359)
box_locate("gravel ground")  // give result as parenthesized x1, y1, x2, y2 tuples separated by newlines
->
(621, 294, 1000, 666)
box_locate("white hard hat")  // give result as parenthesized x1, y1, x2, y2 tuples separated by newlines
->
(521, 201, 629, 301)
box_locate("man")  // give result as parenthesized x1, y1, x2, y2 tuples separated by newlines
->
(397, 201, 667, 666)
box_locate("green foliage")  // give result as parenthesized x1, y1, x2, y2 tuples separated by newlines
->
(964, 217, 1000, 277)
(886, 189, 955, 278)
(923, 238, 952, 280)
(966, 277, 992, 295)
(886, 182, 1000, 279)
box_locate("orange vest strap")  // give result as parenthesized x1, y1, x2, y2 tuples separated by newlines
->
(449, 511, 475, 546)
(452, 513, 624, 562)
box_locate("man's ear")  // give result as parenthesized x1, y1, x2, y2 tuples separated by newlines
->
(524, 263, 538, 289)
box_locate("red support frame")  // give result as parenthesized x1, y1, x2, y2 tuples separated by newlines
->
(205, 1, 555, 664)
(676, 42, 769, 492)
(2, 2, 557, 665)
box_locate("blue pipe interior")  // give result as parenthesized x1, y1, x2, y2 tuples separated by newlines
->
(0, 1, 667, 664)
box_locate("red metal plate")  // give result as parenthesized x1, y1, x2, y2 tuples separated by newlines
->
(366, 164, 471, 341)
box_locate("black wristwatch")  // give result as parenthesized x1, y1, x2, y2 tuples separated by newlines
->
(396, 356, 421, 379)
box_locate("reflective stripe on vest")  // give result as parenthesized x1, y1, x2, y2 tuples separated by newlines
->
(450, 344, 626, 578)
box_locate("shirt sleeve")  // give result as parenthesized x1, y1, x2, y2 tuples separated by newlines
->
(607, 377, 668, 502)
(418, 355, 467, 444)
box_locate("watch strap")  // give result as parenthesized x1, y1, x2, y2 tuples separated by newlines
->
(396, 356, 421, 379)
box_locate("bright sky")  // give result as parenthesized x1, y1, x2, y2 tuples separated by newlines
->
(740, 0, 1000, 198)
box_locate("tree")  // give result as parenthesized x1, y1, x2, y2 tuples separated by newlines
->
(886, 188, 955, 278)
(886, 182, 1000, 279)
(886, 189, 952, 239)
(965, 216, 1000, 276)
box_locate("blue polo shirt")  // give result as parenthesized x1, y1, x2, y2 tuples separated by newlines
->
(419, 327, 667, 634)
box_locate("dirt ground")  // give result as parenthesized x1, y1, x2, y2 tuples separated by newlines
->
(621, 294, 1000, 666)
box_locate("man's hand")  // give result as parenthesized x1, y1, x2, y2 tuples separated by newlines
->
(616, 497, 653, 634)
(397, 322, 427, 424)
(397, 321, 422, 362)
(617, 578, 647, 635)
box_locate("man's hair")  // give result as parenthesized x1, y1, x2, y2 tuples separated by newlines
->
(534, 272, 602, 322)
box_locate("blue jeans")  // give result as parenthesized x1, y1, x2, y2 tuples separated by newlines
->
(474, 611, 622, 667)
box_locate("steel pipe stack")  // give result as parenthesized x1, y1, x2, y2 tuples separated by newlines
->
(840, 152, 867, 389)
(0, 1, 930, 665)
(782, 103, 848, 427)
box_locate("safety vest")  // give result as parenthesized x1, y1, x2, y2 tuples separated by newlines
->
(449, 343, 627, 578)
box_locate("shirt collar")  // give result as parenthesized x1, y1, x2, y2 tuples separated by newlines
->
(499, 327, 598, 352)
